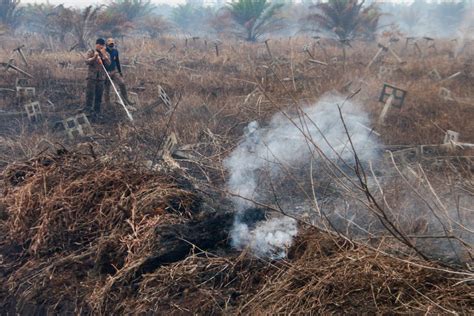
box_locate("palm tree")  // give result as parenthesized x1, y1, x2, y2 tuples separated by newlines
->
(106, 0, 154, 23)
(70, 6, 102, 50)
(228, 0, 284, 42)
(304, 0, 381, 69)
(96, 10, 134, 38)
(208, 7, 235, 36)
(359, 4, 382, 41)
(139, 15, 171, 39)
(22, 4, 74, 42)
(172, 3, 196, 33)
(172, 3, 210, 35)
(20, 3, 53, 34)
(90, 1, 155, 38)
(305, 0, 368, 42)
(0, 0, 22, 30)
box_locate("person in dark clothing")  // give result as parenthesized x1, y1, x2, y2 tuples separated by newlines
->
(104, 38, 134, 107)
(84, 38, 110, 116)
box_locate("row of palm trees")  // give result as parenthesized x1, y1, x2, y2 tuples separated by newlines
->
(2, 0, 470, 45)
(172, 0, 382, 42)
(1, 0, 384, 44)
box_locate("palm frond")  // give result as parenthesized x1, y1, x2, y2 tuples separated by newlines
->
(228, 0, 283, 41)
(304, 0, 377, 42)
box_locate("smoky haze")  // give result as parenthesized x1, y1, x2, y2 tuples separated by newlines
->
(5, 1, 474, 42)
(224, 94, 381, 258)
(224, 93, 473, 262)
(21, 0, 186, 5)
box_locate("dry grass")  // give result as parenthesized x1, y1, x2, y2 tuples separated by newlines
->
(0, 150, 198, 314)
(1, 156, 472, 314)
(0, 35, 473, 314)
(1, 36, 473, 148)
(243, 230, 473, 315)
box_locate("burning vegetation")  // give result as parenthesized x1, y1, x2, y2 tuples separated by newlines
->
(0, 0, 473, 314)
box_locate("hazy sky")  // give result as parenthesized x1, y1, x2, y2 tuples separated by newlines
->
(22, 0, 188, 6)
(21, 0, 419, 7)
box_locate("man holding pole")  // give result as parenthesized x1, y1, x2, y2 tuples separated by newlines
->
(84, 38, 110, 118)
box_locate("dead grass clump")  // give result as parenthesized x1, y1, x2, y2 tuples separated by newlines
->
(241, 229, 473, 315)
(0, 150, 198, 314)
(108, 253, 272, 314)
(0, 151, 472, 314)
(2, 151, 195, 256)
(74, 228, 474, 314)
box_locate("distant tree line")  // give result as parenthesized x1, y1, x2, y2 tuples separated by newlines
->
(0, 0, 472, 46)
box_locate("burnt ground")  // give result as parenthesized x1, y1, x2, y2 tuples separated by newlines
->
(0, 37, 473, 314)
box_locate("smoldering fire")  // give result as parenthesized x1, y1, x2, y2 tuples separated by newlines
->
(224, 93, 380, 258)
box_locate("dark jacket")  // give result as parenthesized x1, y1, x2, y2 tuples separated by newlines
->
(105, 47, 122, 74)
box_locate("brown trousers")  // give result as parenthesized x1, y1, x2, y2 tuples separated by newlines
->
(85, 79, 104, 113)
(104, 71, 130, 105)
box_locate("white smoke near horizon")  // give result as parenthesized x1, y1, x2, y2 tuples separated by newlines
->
(455, 7, 474, 57)
(224, 93, 380, 258)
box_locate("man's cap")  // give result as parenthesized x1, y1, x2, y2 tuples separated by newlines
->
(96, 38, 106, 45)
(106, 38, 115, 46)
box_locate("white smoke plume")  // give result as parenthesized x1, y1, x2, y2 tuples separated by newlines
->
(224, 93, 380, 258)
(455, 7, 474, 57)
(231, 217, 298, 259)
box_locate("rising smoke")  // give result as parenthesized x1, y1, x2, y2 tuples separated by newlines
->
(224, 93, 380, 258)
(455, 6, 474, 57)
(224, 93, 473, 263)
